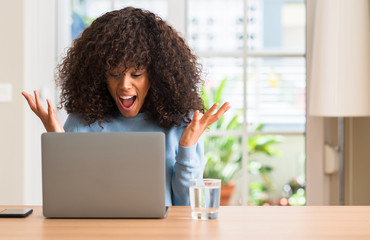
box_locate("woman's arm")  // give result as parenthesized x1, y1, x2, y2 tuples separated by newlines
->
(172, 135, 205, 205)
(172, 102, 230, 205)
(21, 90, 65, 132)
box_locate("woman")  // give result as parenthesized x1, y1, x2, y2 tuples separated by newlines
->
(22, 7, 229, 206)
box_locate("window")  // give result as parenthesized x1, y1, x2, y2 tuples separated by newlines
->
(187, 0, 306, 206)
(58, 0, 306, 206)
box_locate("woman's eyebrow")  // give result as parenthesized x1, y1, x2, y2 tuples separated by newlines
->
(132, 67, 146, 72)
(109, 67, 125, 73)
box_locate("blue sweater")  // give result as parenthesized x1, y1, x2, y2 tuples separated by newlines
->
(63, 113, 205, 206)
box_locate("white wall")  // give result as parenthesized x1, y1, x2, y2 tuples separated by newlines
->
(305, 0, 330, 205)
(0, 0, 25, 205)
(0, 0, 56, 205)
(23, 0, 56, 205)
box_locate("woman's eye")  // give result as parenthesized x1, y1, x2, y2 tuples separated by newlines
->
(132, 73, 143, 77)
(109, 73, 121, 78)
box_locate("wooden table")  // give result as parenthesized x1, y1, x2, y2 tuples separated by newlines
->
(1, 206, 370, 239)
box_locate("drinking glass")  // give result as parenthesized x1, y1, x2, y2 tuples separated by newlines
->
(189, 179, 221, 220)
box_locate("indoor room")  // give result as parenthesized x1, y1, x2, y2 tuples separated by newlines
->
(1, 0, 369, 239)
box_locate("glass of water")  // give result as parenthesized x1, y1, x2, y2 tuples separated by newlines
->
(189, 179, 221, 220)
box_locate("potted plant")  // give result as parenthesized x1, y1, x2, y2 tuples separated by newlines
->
(201, 78, 241, 205)
(202, 78, 283, 205)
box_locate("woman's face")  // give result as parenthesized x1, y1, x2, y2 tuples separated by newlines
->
(106, 66, 150, 118)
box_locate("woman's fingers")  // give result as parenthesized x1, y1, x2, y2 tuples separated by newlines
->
(213, 102, 231, 120)
(46, 98, 65, 132)
(203, 103, 219, 118)
(193, 110, 204, 122)
(21, 91, 37, 111)
(202, 102, 230, 124)
(193, 110, 200, 122)
(34, 91, 45, 113)
(35, 90, 50, 119)
(22, 90, 50, 120)
(22, 90, 65, 132)
(47, 99, 54, 119)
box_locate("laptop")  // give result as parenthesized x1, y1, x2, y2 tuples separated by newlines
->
(41, 132, 166, 218)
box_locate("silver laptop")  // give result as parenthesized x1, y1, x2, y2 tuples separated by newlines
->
(41, 132, 166, 218)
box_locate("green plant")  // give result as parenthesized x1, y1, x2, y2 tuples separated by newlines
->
(202, 78, 283, 205)
(202, 78, 242, 184)
(248, 131, 283, 205)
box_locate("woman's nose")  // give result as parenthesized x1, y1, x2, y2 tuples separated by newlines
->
(120, 75, 133, 90)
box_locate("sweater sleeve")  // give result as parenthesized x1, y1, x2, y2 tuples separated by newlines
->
(63, 114, 83, 132)
(172, 134, 205, 205)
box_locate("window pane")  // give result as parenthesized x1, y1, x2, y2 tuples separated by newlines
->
(201, 57, 244, 126)
(74, 0, 112, 19)
(114, 0, 168, 19)
(248, 134, 305, 206)
(247, 0, 306, 52)
(71, 0, 168, 40)
(187, 0, 244, 53)
(71, 0, 112, 39)
(247, 57, 306, 132)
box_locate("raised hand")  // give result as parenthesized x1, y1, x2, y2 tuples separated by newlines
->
(179, 102, 231, 147)
(21, 90, 65, 132)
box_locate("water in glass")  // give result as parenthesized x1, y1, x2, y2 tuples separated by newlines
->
(189, 183, 220, 220)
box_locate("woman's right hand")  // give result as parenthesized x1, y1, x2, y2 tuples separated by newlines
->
(22, 90, 65, 132)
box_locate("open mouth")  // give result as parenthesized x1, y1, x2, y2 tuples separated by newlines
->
(119, 95, 137, 110)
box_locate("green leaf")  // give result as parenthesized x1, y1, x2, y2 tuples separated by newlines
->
(201, 86, 209, 110)
(226, 111, 241, 130)
(255, 123, 265, 131)
(215, 78, 227, 103)
(259, 165, 273, 174)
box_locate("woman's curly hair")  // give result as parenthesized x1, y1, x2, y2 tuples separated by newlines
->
(57, 7, 204, 129)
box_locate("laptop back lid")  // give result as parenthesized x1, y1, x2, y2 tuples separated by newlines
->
(41, 132, 165, 218)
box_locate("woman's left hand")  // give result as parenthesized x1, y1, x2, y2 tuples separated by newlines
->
(179, 102, 231, 147)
